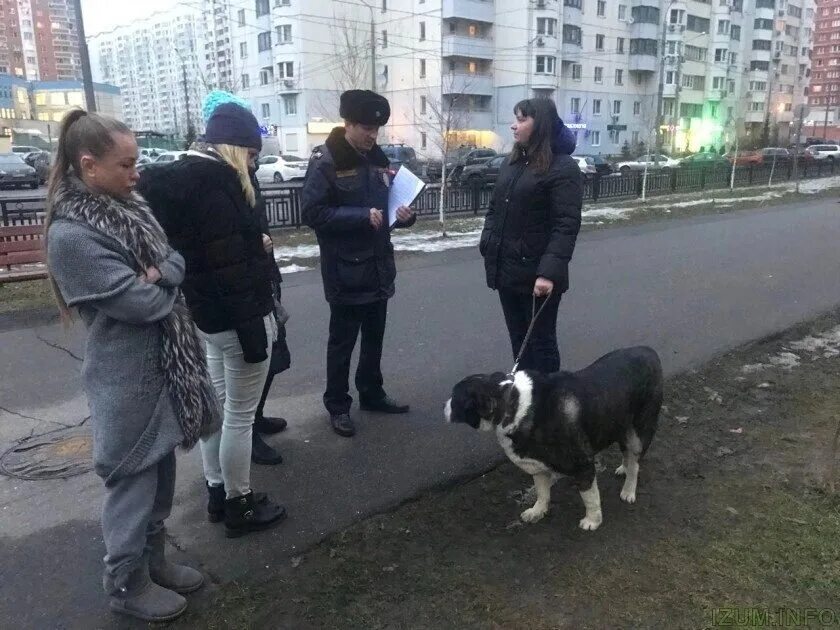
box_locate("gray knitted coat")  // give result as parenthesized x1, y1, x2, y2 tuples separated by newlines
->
(47, 178, 220, 485)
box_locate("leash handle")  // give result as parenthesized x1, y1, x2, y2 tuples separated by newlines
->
(509, 292, 553, 376)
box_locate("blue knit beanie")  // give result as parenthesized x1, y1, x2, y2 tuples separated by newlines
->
(202, 90, 250, 123)
(204, 102, 262, 151)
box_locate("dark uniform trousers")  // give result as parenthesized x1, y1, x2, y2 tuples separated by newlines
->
(324, 300, 388, 415)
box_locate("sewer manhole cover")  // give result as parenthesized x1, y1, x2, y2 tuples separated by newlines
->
(0, 426, 93, 480)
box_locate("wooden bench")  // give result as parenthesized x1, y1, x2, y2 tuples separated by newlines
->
(0, 224, 47, 283)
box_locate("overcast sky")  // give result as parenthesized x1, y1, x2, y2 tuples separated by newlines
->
(81, 0, 180, 36)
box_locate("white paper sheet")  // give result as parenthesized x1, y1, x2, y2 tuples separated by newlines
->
(388, 166, 425, 227)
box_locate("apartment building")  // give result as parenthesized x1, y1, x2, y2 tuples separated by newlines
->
(209, 0, 814, 157)
(88, 5, 206, 136)
(0, 0, 82, 81)
(807, 0, 840, 138)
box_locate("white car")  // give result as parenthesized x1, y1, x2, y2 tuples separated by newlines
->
(805, 144, 840, 161)
(255, 154, 309, 183)
(573, 156, 598, 180)
(616, 154, 681, 175)
(153, 151, 188, 163)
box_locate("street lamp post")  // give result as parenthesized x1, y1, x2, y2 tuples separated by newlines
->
(359, 0, 376, 91)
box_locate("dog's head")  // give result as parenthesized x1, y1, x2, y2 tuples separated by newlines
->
(445, 372, 511, 431)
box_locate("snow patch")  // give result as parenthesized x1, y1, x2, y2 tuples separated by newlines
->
(390, 229, 481, 253)
(278, 264, 313, 274)
(275, 243, 321, 260)
(742, 326, 840, 373)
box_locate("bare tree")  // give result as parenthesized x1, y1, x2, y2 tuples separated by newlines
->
(416, 73, 474, 237)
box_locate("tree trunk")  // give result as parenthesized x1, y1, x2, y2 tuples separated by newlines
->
(438, 162, 448, 237)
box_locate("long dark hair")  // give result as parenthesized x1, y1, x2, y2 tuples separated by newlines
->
(510, 98, 558, 174)
(45, 108, 132, 321)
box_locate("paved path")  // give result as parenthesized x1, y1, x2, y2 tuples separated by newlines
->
(1, 198, 839, 628)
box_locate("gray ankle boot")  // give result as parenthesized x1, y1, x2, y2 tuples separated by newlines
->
(147, 530, 205, 594)
(105, 561, 187, 622)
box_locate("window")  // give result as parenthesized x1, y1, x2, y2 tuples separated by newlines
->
(630, 39, 657, 55)
(382, 0, 387, 10)
(277, 61, 293, 78)
(712, 76, 725, 89)
(666, 70, 675, 84)
(597, 0, 606, 17)
(754, 18, 773, 30)
(259, 66, 273, 85)
(617, 38, 625, 54)
(536, 56, 556, 74)
(256, 0, 269, 16)
(613, 100, 621, 115)
(680, 103, 703, 117)
(751, 60, 770, 71)
(618, 4, 627, 20)
(714, 48, 727, 62)
(240, 42, 248, 58)
(730, 25, 741, 41)
(382, 30, 387, 48)
(686, 15, 710, 33)
(258, 32, 271, 52)
(750, 81, 767, 91)
(420, 22, 425, 40)
(283, 94, 297, 115)
(752, 39, 771, 51)
(468, 61, 477, 73)
(563, 24, 582, 45)
(615, 69, 623, 85)
(609, 129, 621, 144)
(537, 18, 556, 36)
(571, 97, 581, 114)
(420, 59, 426, 77)
(260, 103, 270, 118)
(663, 99, 675, 116)
(730, 53, 738, 65)
(420, 96, 427, 114)
(237, 9, 245, 26)
(572, 63, 582, 80)
(755, 0, 774, 8)
(670, 8, 684, 23)
(631, 6, 659, 24)
(241, 73, 249, 89)
(593, 99, 602, 115)
(421, 133, 427, 149)
(468, 24, 477, 36)
(591, 130, 601, 146)
(633, 101, 641, 115)
(596, 34, 605, 51)
(276, 24, 292, 43)
(685, 45, 707, 61)
(681, 74, 705, 90)
(594, 66, 604, 83)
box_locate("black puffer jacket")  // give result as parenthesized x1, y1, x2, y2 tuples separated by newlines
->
(301, 127, 415, 305)
(480, 152, 582, 294)
(138, 153, 275, 361)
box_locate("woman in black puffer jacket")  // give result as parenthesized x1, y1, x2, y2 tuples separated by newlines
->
(479, 98, 582, 374)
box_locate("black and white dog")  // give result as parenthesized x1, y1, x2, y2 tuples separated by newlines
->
(445, 347, 662, 530)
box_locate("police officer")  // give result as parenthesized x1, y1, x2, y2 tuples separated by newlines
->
(302, 90, 416, 438)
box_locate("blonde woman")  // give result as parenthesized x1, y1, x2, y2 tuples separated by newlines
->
(138, 102, 286, 538)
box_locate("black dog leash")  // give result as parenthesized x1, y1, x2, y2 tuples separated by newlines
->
(509, 293, 553, 376)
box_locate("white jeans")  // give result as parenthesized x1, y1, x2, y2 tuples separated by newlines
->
(199, 314, 277, 498)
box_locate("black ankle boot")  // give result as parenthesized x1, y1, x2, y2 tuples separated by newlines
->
(251, 432, 283, 465)
(224, 491, 287, 539)
(207, 483, 268, 523)
(254, 414, 288, 434)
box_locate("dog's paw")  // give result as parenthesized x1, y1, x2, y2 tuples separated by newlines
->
(620, 488, 637, 504)
(520, 506, 548, 523)
(578, 513, 603, 531)
(615, 464, 626, 476)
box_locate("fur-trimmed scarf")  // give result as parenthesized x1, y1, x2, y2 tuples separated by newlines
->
(51, 177, 221, 448)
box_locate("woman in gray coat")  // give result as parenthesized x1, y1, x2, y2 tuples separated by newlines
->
(45, 110, 220, 622)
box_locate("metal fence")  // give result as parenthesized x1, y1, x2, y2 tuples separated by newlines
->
(2, 158, 837, 229)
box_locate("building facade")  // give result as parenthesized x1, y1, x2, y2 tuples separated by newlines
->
(30, 80, 122, 122)
(88, 5, 206, 136)
(204, 0, 815, 158)
(0, 0, 82, 81)
(807, 0, 840, 139)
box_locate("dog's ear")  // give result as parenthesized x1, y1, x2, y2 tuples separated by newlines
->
(476, 392, 497, 419)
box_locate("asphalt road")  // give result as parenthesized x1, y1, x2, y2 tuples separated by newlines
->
(1, 198, 839, 629)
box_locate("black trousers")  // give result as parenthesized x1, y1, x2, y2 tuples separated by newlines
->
(498, 289, 562, 374)
(324, 300, 388, 415)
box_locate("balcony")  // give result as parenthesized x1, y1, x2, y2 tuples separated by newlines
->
(630, 21, 659, 40)
(442, 72, 494, 96)
(442, 0, 494, 24)
(629, 55, 657, 73)
(562, 3, 581, 26)
(448, 108, 493, 130)
(746, 110, 766, 123)
(442, 34, 494, 59)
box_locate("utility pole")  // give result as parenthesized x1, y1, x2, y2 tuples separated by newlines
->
(671, 46, 684, 154)
(792, 23, 805, 193)
(182, 62, 195, 145)
(359, 0, 376, 90)
(72, 0, 97, 112)
(655, 1, 673, 157)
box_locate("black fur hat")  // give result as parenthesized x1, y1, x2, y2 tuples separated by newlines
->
(340, 90, 390, 126)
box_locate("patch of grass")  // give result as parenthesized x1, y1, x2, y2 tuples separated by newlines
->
(0, 279, 54, 314)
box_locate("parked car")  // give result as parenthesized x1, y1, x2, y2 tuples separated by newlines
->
(804, 144, 840, 162)
(11, 145, 42, 156)
(573, 156, 598, 180)
(139, 147, 164, 159)
(381, 144, 425, 177)
(580, 154, 614, 176)
(757, 147, 792, 164)
(153, 151, 188, 163)
(255, 154, 309, 183)
(726, 150, 762, 166)
(679, 151, 731, 169)
(616, 154, 681, 175)
(0, 153, 39, 189)
(23, 151, 51, 184)
(459, 154, 506, 185)
(446, 146, 497, 180)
